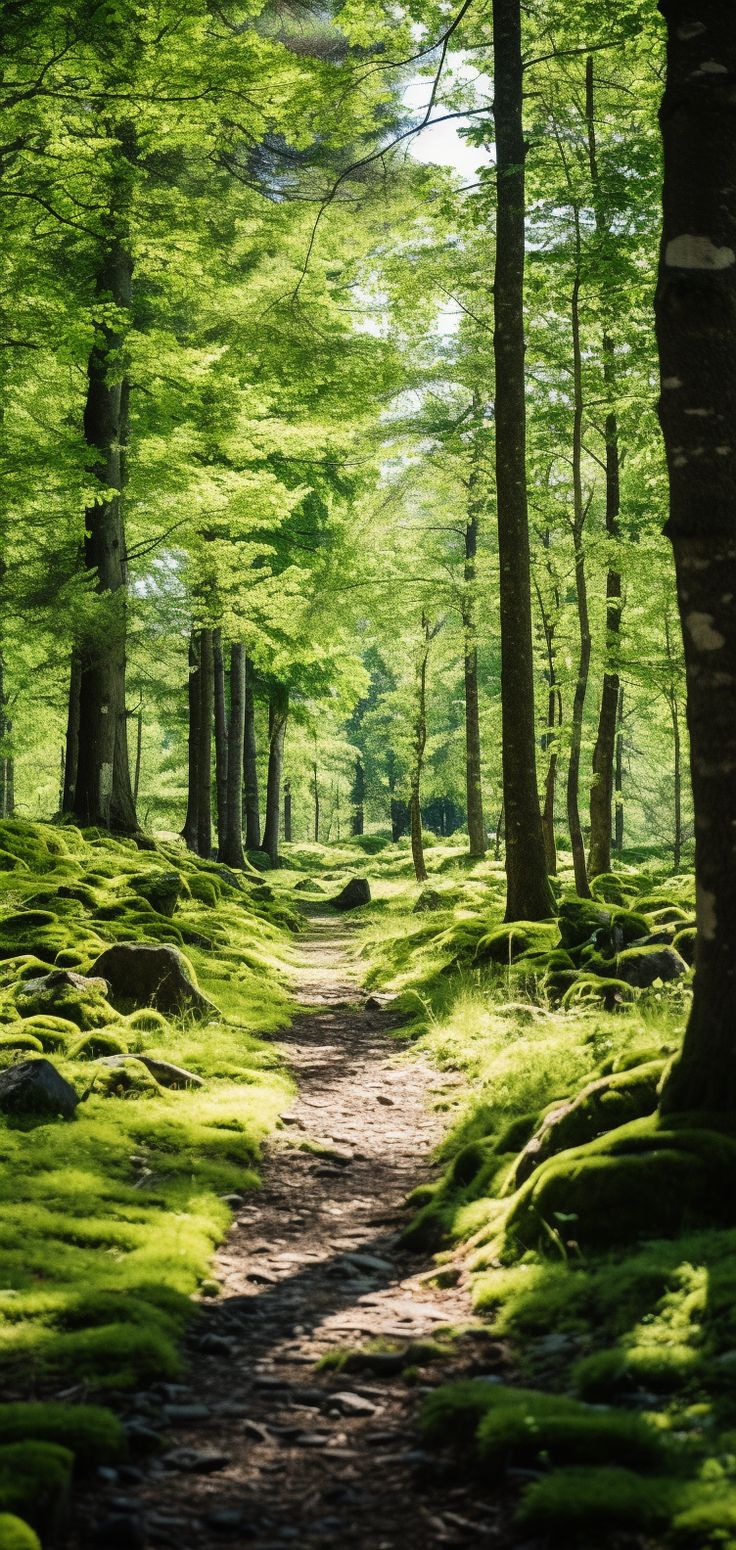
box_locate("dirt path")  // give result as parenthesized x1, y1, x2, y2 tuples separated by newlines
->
(73, 915, 507, 1549)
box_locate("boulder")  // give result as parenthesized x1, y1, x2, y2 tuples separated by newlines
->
(413, 889, 447, 914)
(328, 877, 371, 911)
(129, 871, 182, 918)
(612, 945, 688, 988)
(89, 943, 215, 1017)
(14, 969, 115, 1029)
(96, 1054, 204, 1089)
(0, 1058, 78, 1119)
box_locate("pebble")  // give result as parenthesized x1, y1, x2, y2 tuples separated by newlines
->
(328, 1391, 378, 1417)
(162, 1402, 211, 1423)
(162, 1446, 231, 1473)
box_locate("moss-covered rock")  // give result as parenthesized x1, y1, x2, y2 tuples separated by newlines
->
(561, 974, 636, 1011)
(612, 944, 688, 987)
(504, 1115, 736, 1254)
(0, 1403, 123, 1467)
(128, 871, 182, 918)
(590, 873, 635, 907)
(93, 1057, 163, 1098)
(514, 1062, 664, 1186)
(14, 970, 118, 1030)
(476, 921, 557, 964)
(674, 926, 697, 966)
(0, 1032, 43, 1054)
(16, 1016, 78, 1052)
(89, 943, 214, 1017)
(0, 1441, 72, 1539)
(185, 873, 220, 907)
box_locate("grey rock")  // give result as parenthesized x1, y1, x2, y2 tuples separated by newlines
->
(344, 1252, 393, 1274)
(162, 1446, 230, 1473)
(612, 945, 688, 988)
(0, 1057, 78, 1119)
(327, 877, 371, 912)
(89, 942, 215, 1017)
(96, 1054, 204, 1089)
(328, 1391, 378, 1416)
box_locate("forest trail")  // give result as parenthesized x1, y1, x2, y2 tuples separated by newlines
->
(72, 913, 507, 1549)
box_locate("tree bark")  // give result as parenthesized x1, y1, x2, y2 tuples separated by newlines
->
(586, 57, 623, 878)
(62, 652, 82, 813)
(243, 657, 260, 851)
(566, 210, 593, 899)
(73, 219, 137, 832)
(410, 616, 432, 884)
(213, 627, 228, 856)
(262, 685, 288, 866)
(133, 703, 143, 807)
(196, 627, 213, 860)
(283, 779, 293, 843)
(183, 629, 200, 851)
(614, 685, 625, 853)
(464, 447, 486, 856)
(221, 643, 246, 868)
(656, 2, 736, 1114)
(492, 0, 554, 920)
(670, 692, 682, 873)
(351, 756, 365, 836)
(313, 757, 320, 843)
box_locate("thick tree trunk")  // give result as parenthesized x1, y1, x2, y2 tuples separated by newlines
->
(493, 0, 554, 921)
(586, 56, 624, 879)
(221, 643, 245, 868)
(351, 757, 365, 836)
(62, 652, 82, 813)
(243, 657, 260, 851)
(464, 471, 486, 856)
(614, 686, 625, 853)
(73, 229, 137, 832)
(183, 630, 200, 851)
(213, 627, 228, 855)
(196, 627, 213, 860)
(262, 686, 288, 866)
(656, 3, 736, 1114)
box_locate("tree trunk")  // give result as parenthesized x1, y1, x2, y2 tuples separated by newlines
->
(614, 686, 625, 853)
(565, 212, 593, 900)
(493, 0, 554, 921)
(671, 693, 682, 873)
(62, 652, 82, 813)
(410, 617, 431, 884)
(313, 757, 320, 843)
(133, 704, 143, 806)
(283, 780, 293, 843)
(73, 226, 137, 832)
(221, 643, 245, 868)
(536, 570, 560, 876)
(213, 627, 228, 855)
(262, 686, 288, 866)
(243, 657, 260, 851)
(586, 57, 623, 879)
(656, 2, 736, 1114)
(495, 802, 505, 862)
(464, 491, 486, 858)
(351, 756, 365, 836)
(196, 627, 213, 860)
(183, 629, 200, 851)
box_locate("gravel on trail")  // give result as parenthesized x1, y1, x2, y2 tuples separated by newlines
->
(71, 914, 511, 1550)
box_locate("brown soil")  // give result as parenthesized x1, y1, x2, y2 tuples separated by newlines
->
(71, 915, 509, 1548)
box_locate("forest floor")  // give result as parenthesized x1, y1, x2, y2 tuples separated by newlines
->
(70, 912, 508, 1550)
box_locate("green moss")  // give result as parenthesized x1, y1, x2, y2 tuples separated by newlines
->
(514, 1062, 664, 1186)
(93, 1057, 163, 1097)
(561, 974, 636, 1011)
(0, 1403, 123, 1466)
(590, 873, 635, 906)
(14, 977, 118, 1030)
(504, 1116, 736, 1255)
(475, 922, 556, 965)
(0, 1032, 43, 1054)
(16, 1016, 78, 1052)
(0, 1442, 72, 1537)
(674, 927, 697, 965)
(0, 1514, 41, 1550)
(185, 874, 220, 907)
(515, 1465, 676, 1536)
(69, 1030, 129, 1060)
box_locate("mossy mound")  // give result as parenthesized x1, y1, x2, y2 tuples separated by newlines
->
(561, 974, 636, 1011)
(17, 1016, 78, 1052)
(673, 926, 696, 966)
(476, 922, 557, 965)
(421, 1380, 669, 1474)
(514, 1062, 665, 1187)
(557, 897, 649, 953)
(0, 1442, 72, 1539)
(0, 1515, 41, 1550)
(590, 873, 636, 906)
(504, 1116, 736, 1255)
(612, 944, 688, 987)
(93, 1058, 163, 1098)
(0, 1403, 123, 1467)
(516, 1466, 736, 1547)
(0, 1032, 43, 1054)
(69, 1030, 129, 1060)
(128, 871, 182, 917)
(124, 1008, 171, 1034)
(14, 971, 119, 1030)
